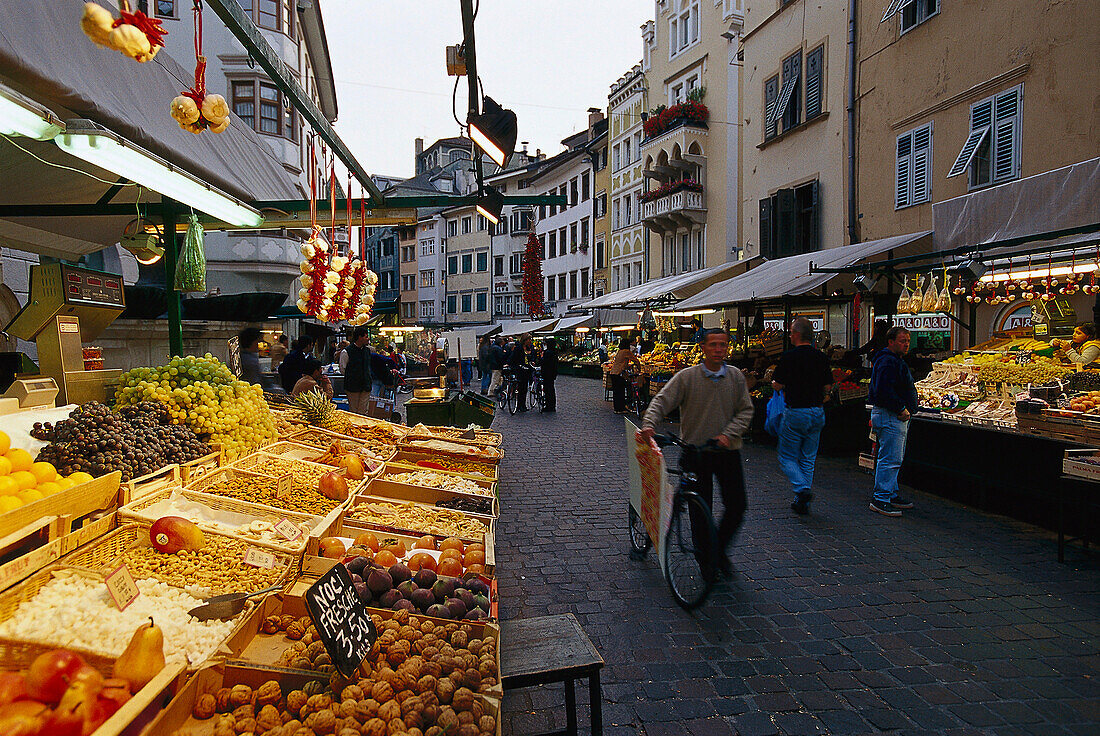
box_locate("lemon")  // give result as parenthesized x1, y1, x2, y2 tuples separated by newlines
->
(0, 477, 16, 496)
(16, 489, 43, 504)
(0, 430, 8, 455)
(4, 449, 33, 473)
(36, 481, 61, 496)
(68, 472, 94, 486)
(10, 471, 36, 491)
(0, 496, 22, 512)
(0, 457, 11, 477)
(29, 462, 57, 485)
(54, 477, 76, 491)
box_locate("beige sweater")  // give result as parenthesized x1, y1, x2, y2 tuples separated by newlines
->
(641, 363, 755, 448)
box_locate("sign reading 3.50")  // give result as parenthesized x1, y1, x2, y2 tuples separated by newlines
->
(305, 564, 377, 677)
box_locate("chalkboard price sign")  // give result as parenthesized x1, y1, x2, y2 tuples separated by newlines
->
(305, 564, 378, 677)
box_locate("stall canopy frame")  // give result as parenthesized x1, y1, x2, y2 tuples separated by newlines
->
(576, 260, 756, 311)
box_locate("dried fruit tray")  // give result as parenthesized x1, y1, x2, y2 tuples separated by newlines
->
(146, 661, 502, 736)
(62, 523, 297, 598)
(398, 436, 505, 464)
(185, 465, 350, 517)
(225, 592, 504, 701)
(287, 427, 398, 462)
(343, 494, 494, 545)
(117, 487, 332, 555)
(262, 439, 390, 473)
(369, 470, 499, 518)
(393, 450, 498, 481)
(406, 425, 504, 446)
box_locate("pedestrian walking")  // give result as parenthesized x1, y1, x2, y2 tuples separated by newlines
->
(477, 336, 492, 393)
(868, 326, 918, 517)
(237, 327, 268, 389)
(487, 337, 506, 396)
(540, 338, 560, 412)
(772, 317, 834, 515)
(268, 334, 288, 371)
(608, 337, 641, 413)
(343, 327, 373, 415)
(508, 334, 534, 412)
(371, 345, 397, 397)
(640, 329, 754, 577)
(278, 335, 315, 392)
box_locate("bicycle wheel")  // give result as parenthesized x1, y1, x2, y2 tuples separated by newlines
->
(497, 382, 509, 410)
(628, 504, 651, 556)
(507, 384, 519, 414)
(663, 492, 718, 610)
(530, 382, 545, 410)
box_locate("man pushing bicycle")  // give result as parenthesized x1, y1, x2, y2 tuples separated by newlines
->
(639, 328, 754, 578)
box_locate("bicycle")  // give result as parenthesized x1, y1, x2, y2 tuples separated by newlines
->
(623, 370, 649, 417)
(628, 432, 720, 610)
(497, 369, 520, 415)
(528, 367, 545, 411)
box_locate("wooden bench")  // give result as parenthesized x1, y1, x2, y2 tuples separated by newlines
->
(501, 613, 604, 736)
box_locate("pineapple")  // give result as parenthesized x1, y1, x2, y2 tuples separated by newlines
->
(293, 389, 350, 433)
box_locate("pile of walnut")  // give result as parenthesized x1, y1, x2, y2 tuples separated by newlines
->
(264, 609, 499, 700)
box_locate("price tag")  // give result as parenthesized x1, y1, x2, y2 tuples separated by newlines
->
(1015, 351, 1033, 365)
(305, 564, 378, 677)
(242, 547, 276, 569)
(276, 474, 293, 500)
(105, 564, 140, 611)
(274, 518, 303, 542)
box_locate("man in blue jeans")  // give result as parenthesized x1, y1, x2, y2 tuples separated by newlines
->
(868, 326, 918, 517)
(772, 317, 833, 515)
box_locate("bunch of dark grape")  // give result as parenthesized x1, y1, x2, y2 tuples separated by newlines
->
(1068, 371, 1100, 391)
(35, 401, 211, 481)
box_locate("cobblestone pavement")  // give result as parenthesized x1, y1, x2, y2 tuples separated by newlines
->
(484, 376, 1100, 736)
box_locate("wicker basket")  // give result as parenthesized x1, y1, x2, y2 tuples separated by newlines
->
(185, 466, 350, 518)
(63, 524, 297, 596)
(398, 436, 505, 464)
(118, 488, 322, 554)
(260, 440, 390, 474)
(406, 426, 503, 447)
(287, 428, 399, 462)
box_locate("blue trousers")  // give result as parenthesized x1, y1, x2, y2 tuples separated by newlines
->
(777, 407, 826, 497)
(871, 407, 910, 503)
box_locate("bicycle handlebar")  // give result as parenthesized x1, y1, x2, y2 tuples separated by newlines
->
(653, 433, 721, 452)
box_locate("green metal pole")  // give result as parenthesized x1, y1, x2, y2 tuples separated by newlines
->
(161, 198, 183, 356)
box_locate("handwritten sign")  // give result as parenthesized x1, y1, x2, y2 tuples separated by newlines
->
(276, 474, 293, 500)
(1015, 351, 1034, 366)
(274, 518, 303, 542)
(242, 547, 276, 569)
(105, 564, 140, 611)
(305, 564, 378, 677)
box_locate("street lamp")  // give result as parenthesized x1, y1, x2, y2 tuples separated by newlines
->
(475, 185, 504, 224)
(468, 96, 517, 168)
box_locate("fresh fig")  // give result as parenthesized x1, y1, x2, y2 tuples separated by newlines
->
(346, 556, 369, 576)
(464, 608, 487, 621)
(473, 593, 490, 613)
(397, 580, 417, 599)
(432, 578, 455, 603)
(454, 588, 474, 612)
(354, 582, 369, 601)
(378, 589, 402, 608)
(410, 588, 435, 612)
(392, 599, 416, 612)
(389, 562, 412, 585)
(367, 568, 393, 594)
(465, 578, 489, 596)
(426, 603, 452, 620)
(444, 597, 467, 619)
(413, 568, 437, 590)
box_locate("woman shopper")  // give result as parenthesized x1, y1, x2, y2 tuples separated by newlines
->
(608, 337, 641, 414)
(540, 338, 560, 412)
(508, 334, 534, 412)
(291, 359, 333, 399)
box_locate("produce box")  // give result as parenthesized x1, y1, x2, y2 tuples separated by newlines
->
(119, 464, 181, 505)
(185, 465, 349, 518)
(62, 523, 298, 598)
(178, 444, 224, 485)
(344, 494, 494, 546)
(368, 472, 498, 518)
(117, 487, 333, 555)
(406, 424, 503, 447)
(0, 470, 121, 539)
(0, 512, 115, 593)
(288, 427, 399, 462)
(393, 451, 498, 481)
(0, 639, 186, 736)
(261, 439, 389, 475)
(1064, 448, 1100, 481)
(398, 436, 505, 465)
(225, 591, 503, 701)
(146, 660, 502, 736)
(302, 523, 496, 579)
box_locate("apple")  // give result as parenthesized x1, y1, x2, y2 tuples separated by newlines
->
(0, 672, 28, 706)
(318, 472, 348, 501)
(68, 666, 103, 699)
(318, 537, 347, 559)
(0, 700, 48, 736)
(336, 453, 365, 480)
(25, 650, 84, 704)
(95, 679, 131, 720)
(149, 516, 205, 554)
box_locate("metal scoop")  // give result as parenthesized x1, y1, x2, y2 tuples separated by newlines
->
(187, 584, 283, 621)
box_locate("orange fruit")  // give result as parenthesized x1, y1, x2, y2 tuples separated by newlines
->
(17, 489, 43, 504)
(465, 563, 484, 575)
(0, 496, 21, 513)
(439, 548, 462, 562)
(0, 457, 11, 477)
(30, 462, 57, 484)
(0, 477, 17, 496)
(5, 449, 33, 473)
(437, 558, 463, 577)
(36, 482, 62, 496)
(407, 552, 437, 572)
(382, 540, 407, 559)
(68, 472, 94, 485)
(439, 537, 464, 554)
(10, 471, 36, 492)
(354, 532, 380, 552)
(0, 431, 9, 455)
(414, 535, 437, 550)
(54, 477, 76, 491)
(463, 550, 486, 567)
(374, 550, 398, 568)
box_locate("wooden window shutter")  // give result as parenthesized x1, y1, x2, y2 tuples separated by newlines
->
(805, 46, 824, 120)
(808, 180, 820, 253)
(759, 197, 775, 260)
(993, 88, 1020, 182)
(912, 124, 932, 204)
(764, 75, 780, 140)
(776, 188, 798, 258)
(896, 132, 912, 209)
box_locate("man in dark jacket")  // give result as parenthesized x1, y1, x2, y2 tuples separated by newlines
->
(278, 335, 315, 392)
(868, 326, 918, 517)
(508, 335, 533, 411)
(371, 346, 398, 397)
(343, 328, 373, 414)
(487, 337, 506, 396)
(540, 339, 560, 413)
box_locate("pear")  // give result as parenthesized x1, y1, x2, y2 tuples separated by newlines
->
(112, 618, 165, 691)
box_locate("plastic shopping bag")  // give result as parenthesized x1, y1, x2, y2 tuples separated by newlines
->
(765, 389, 785, 437)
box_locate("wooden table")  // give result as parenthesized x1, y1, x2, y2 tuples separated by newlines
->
(501, 613, 604, 736)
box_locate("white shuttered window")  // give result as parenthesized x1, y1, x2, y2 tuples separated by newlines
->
(896, 123, 933, 209)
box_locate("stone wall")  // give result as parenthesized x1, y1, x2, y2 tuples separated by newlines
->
(96, 320, 258, 370)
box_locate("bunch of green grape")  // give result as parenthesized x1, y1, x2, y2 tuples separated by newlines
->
(978, 360, 1072, 385)
(115, 354, 277, 460)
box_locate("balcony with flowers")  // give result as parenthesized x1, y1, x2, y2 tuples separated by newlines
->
(642, 178, 706, 232)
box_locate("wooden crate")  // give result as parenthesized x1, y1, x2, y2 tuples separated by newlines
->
(119, 464, 181, 505)
(146, 661, 501, 736)
(406, 425, 504, 447)
(0, 471, 121, 539)
(178, 444, 224, 485)
(392, 450, 498, 481)
(398, 436, 505, 464)
(185, 465, 352, 519)
(377, 463, 497, 503)
(343, 493, 495, 546)
(286, 427, 399, 462)
(0, 512, 115, 593)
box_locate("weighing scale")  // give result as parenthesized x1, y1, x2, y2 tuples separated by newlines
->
(1032, 298, 1076, 338)
(3, 263, 125, 406)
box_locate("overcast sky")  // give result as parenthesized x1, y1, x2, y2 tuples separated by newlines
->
(325, 0, 652, 181)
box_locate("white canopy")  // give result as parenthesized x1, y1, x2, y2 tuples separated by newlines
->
(676, 232, 933, 310)
(538, 315, 594, 334)
(577, 260, 754, 310)
(498, 318, 559, 337)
